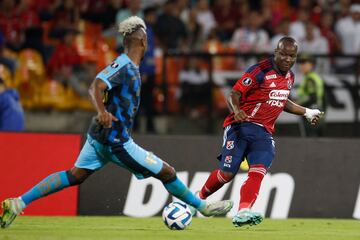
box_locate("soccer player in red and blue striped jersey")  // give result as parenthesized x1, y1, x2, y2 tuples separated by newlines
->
(198, 37, 323, 227)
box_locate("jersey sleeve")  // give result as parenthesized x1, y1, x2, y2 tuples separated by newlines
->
(232, 72, 257, 95)
(96, 61, 128, 90)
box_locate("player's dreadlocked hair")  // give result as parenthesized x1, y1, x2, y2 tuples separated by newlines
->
(118, 16, 146, 37)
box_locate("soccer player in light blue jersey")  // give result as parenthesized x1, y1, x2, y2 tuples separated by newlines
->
(0, 16, 233, 229)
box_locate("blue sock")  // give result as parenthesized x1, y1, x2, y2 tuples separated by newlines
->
(164, 177, 206, 210)
(21, 171, 70, 206)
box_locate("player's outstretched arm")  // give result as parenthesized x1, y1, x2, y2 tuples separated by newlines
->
(228, 90, 249, 122)
(284, 99, 324, 125)
(88, 78, 118, 128)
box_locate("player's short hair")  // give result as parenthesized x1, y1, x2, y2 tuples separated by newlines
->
(278, 36, 296, 45)
(118, 16, 146, 37)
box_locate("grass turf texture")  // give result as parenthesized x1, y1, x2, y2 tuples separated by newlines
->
(0, 217, 359, 240)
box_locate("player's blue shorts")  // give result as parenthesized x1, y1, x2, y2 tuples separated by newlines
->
(218, 122, 275, 173)
(75, 135, 164, 179)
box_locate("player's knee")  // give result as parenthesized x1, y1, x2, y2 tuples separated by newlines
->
(219, 170, 235, 182)
(66, 167, 94, 186)
(156, 162, 176, 183)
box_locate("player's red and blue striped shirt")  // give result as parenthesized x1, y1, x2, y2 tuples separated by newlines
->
(223, 57, 295, 134)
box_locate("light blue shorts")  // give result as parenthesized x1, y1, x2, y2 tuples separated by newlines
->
(75, 135, 164, 179)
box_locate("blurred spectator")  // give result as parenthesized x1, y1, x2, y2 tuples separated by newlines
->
(177, 0, 190, 24)
(296, 54, 326, 137)
(333, 0, 352, 20)
(334, 4, 360, 73)
(292, 0, 323, 25)
(137, 6, 158, 133)
(116, 0, 143, 26)
(29, 0, 55, 21)
(48, 0, 80, 39)
(230, 11, 270, 53)
(211, 0, 238, 42)
(186, 8, 202, 50)
(270, 18, 290, 50)
(21, 27, 48, 64)
(155, 0, 188, 51)
(319, 11, 341, 58)
(289, 9, 320, 42)
(299, 20, 329, 73)
(236, 0, 249, 22)
(141, 0, 167, 9)
(47, 28, 95, 97)
(79, 0, 108, 24)
(179, 58, 210, 117)
(288, 0, 316, 23)
(0, 32, 16, 75)
(260, 0, 288, 35)
(101, 0, 124, 30)
(203, 28, 235, 70)
(17, 0, 41, 29)
(0, 77, 25, 131)
(194, 0, 217, 40)
(0, 0, 24, 50)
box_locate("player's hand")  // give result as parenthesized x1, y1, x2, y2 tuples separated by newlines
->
(304, 108, 324, 126)
(234, 109, 249, 122)
(96, 111, 118, 128)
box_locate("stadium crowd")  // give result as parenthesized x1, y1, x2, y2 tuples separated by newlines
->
(0, 0, 359, 113)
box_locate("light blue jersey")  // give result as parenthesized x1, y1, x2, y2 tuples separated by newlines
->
(77, 54, 163, 178)
(89, 53, 141, 144)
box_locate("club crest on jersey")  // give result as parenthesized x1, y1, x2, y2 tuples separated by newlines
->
(287, 80, 292, 89)
(226, 141, 234, 150)
(242, 77, 252, 86)
(225, 156, 233, 163)
(111, 62, 119, 68)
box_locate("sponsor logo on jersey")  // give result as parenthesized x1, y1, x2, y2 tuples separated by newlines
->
(226, 141, 234, 150)
(265, 74, 277, 80)
(267, 100, 285, 107)
(242, 77, 252, 86)
(267, 90, 290, 107)
(269, 90, 290, 100)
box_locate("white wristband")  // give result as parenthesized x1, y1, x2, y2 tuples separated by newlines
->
(304, 108, 322, 122)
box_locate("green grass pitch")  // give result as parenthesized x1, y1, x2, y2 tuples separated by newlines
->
(0, 217, 359, 240)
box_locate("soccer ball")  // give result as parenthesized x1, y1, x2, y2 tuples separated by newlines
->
(162, 201, 192, 230)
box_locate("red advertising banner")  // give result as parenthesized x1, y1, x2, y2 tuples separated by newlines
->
(0, 132, 81, 216)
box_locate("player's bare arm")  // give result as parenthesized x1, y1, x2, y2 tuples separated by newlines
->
(284, 99, 322, 125)
(228, 90, 248, 122)
(284, 99, 306, 115)
(88, 78, 118, 128)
